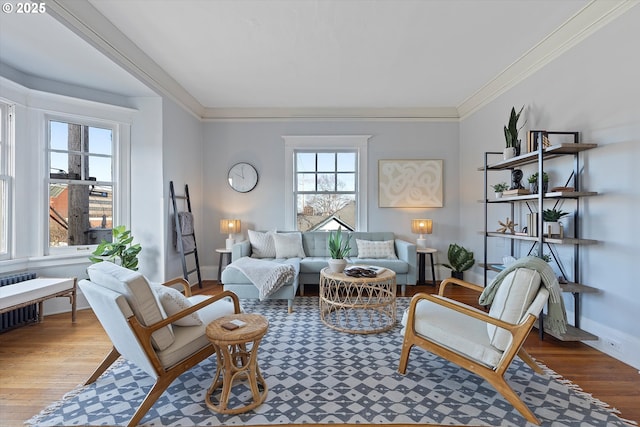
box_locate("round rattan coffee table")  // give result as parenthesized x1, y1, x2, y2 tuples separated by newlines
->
(205, 313, 269, 414)
(319, 267, 396, 334)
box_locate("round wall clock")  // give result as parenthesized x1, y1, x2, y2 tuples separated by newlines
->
(227, 162, 259, 193)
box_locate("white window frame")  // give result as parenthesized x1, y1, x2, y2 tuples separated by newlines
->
(45, 112, 129, 256)
(283, 135, 371, 231)
(0, 101, 14, 260)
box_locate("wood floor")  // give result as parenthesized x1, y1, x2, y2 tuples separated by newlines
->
(1, 281, 638, 427)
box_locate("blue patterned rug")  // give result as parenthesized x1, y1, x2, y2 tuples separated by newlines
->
(27, 297, 634, 426)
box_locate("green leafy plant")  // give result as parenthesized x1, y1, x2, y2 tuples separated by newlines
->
(89, 225, 141, 270)
(542, 208, 570, 222)
(504, 105, 526, 148)
(442, 243, 475, 273)
(328, 227, 351, 260)
(491, 182, 509, 192)
(527, 172, 549, 184)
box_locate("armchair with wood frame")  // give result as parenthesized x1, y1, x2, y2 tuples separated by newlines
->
(80, 261, 241, 427)
(399, 268, 549, 425)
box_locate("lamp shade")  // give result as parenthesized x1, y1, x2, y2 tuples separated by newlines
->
(411, 219, 433, 235)
(220, 219, 241, 234)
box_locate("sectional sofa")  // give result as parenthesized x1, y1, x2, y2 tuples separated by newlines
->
(220, 231, 417, 312)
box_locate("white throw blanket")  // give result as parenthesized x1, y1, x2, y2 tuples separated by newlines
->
(226, 257, 296, 300)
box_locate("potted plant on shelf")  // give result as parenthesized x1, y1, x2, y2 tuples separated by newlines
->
(328, 227, 351, 273)
(503, 105, 525, 160)
(442, 243, 475, 280)
(542, 208, 570, 237)
(491, 182, 509, 198)
(89, 225, 142, 270)
(527, 172, 549, 194)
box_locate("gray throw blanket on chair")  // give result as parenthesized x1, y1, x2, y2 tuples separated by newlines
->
(226, 257, 296, 300)
(479, 256, 567, 335)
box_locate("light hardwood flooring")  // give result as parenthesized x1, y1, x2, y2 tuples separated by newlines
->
(0, 281, 638, 427)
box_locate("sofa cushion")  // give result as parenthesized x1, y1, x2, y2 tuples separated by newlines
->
(153, 284, 202, 326)
(87, 262, 175, 351)
(487, 268, 541, 351)
(248, 230, 276, 258)
(355, 239, 397, 259)
(273, 232, 306, 258)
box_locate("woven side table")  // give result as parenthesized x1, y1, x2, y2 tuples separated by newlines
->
(319, 267, 396, 334)
(205, 313, 269, 414)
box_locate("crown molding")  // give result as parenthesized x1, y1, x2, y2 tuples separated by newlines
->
(46, 0, 205, 120)
(201, 107, 460, 121)
(457, 0, 638, 120)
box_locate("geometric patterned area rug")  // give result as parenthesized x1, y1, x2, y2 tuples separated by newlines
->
(27, 297, 634, 427)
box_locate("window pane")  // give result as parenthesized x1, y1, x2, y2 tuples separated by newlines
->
(317, 153, 335, 171)
(296, 152, 315, 172)
(50, 152, 69, 177)
(337, 152, 356, 171)
(49, 183, 113, 247)
(89, 127, 112, 155)
(297, 173, 315, 191)
(337, 173, 355, 191)
(50, 121, 68, 151)
(317, 173, 335, 191)
(89, 155, 111, 181)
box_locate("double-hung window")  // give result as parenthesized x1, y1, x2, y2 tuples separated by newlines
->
(0, 101, 13, 259)
(47, 117, 116, 249)
(284, 135, 370, 232)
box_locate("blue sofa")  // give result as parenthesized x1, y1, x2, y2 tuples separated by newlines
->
(221, 231, 417, 312)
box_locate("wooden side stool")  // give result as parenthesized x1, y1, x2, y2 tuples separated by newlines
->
(205, 313, 269, 414)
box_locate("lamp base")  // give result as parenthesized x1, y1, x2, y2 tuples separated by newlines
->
(225, 238, 235, 250)
(416, 238, 427, 248)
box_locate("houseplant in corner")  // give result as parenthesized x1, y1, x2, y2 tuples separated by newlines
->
(442, 243, 475, 280)
(503, 105, 525, 159)
(89, 225, 142, 270)
(328, 227, 351, 273)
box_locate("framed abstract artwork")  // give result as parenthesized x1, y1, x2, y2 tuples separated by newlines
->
(378, 159, 443, 208)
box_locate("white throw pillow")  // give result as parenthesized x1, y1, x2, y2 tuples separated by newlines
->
(248, 230, 276, 258)
(273, 232, 307, 258)
(356, 239, 397, 259)
(153, 284, 203, 326)
(487, 268, 541, 351)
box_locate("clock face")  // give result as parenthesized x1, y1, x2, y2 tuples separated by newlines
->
(228, 162, 258, 193)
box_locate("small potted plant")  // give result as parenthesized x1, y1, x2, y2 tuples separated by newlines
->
(527, 172, 549, 193)
(327, 227, 351, 273)
(503, 105, 525, 159)
(89, 225, 142, 270)
(442, 243, 475, 280)
(542, 208, 570, 237)
(491, 182, 509, 198)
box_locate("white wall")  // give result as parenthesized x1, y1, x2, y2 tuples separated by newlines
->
(459, 6, 640, 369)
(202, 120, 459, 276)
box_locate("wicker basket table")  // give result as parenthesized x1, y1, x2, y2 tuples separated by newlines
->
(319, 267, 396, 334)
(205, 313, 268, 414)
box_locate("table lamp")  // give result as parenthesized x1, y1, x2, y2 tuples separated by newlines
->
(220, 219, 241, 250)
(411, 219, 432, 248)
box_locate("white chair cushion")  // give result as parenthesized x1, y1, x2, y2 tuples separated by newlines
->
(153, 284, 202, 326)
(401, 296, 503, 368)
(356, 239, 397, 259)
(487, 268, 541, 351)
(87, 262, 175, 351)
(156, 295, 237, 369)
(248, 230, 277, 258)
(273, 232, 306, 258)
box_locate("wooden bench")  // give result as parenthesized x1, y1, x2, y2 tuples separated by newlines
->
(0, 277, 77, 324)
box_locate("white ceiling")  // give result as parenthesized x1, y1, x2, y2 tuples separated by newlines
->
(0, 0, 634, 119)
